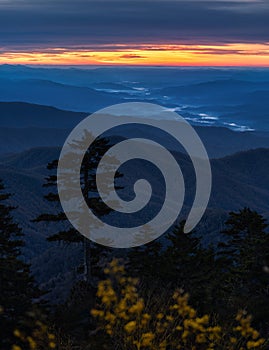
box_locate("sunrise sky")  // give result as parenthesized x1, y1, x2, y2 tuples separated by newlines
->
(0, 0, 269, 66)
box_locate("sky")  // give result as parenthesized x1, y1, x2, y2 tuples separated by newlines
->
(0, 0, 269, 66)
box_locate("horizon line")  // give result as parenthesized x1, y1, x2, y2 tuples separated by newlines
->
(2, 63, 269, 69)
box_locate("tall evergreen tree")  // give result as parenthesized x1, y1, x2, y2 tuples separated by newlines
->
(218, 208, 269, 330)
(0, 180, 38, 348)
(163, 222, 218, 312)
(33, 134, 124, 341)
(34, 133, 120, 283)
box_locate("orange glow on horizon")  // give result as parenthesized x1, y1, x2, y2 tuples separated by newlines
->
(1, 43, 269, 66)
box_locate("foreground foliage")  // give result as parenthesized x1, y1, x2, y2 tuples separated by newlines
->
(91, 260, 266, 350)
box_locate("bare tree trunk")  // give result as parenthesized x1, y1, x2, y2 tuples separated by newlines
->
(82, 155, 93, 284)
(83, 237, 92, 284)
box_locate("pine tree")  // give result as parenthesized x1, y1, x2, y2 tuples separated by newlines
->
(33, 134, 124, 341)
(0, 180, 38, 348)
(34, 133, 120, 283)
(217, 208, 269, 330)
(127, 230, 163, 281)
(162, 222, 217, 312)
(127, 222, 218, 314)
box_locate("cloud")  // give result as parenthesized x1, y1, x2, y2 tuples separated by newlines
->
(120, 54, 146, 59)
(0, 0, 268, 50)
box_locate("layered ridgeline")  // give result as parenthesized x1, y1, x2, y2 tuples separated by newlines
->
(1, 145, 269, 301)
(1, 101, 269, 157)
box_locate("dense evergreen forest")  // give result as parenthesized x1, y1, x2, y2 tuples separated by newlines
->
(0, 154, 269, 350)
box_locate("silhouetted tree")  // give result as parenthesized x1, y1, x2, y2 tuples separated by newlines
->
(34, 133, 121, 283)
(127, 222, 218, 314)
(218, 208, 269, 330)
(0, 180, 38, 349)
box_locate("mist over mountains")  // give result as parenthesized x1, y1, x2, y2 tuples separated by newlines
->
(1, 64, 269, 130)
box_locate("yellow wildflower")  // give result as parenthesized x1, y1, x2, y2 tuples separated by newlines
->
(124, 321, 137, 333)
(141, 332, 155, 346)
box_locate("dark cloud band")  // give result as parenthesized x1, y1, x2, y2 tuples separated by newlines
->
(1, 0, 268, 49)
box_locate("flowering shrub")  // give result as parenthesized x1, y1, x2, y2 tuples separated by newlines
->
(12, 319, 56, 350)
(91, 259, 266, 350)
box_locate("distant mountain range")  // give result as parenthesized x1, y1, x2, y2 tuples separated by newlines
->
(1, 64, 269, 131)
(2, 64, 269, 87)
(158, 79, 269, 101)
